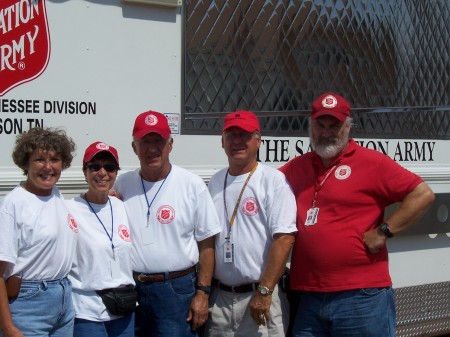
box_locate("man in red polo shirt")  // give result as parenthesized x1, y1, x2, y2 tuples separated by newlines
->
(279, 92, 435, 337)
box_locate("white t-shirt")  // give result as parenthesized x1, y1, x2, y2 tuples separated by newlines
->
(67, 196, 134, 321)
(0, 185, 78, 280)
(115, 165, 221, 273)
(208, 164, 297, 285)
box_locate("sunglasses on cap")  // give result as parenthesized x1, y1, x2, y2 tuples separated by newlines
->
(85, 163, 119, 173)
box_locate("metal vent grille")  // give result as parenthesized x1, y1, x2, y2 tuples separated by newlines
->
(184, 0, 450, 138)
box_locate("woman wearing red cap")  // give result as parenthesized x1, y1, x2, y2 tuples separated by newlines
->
(67, 142, 136, 337)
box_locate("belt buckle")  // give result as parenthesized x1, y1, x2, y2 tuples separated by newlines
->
(230, 285, 237, 292)
(137, 273, 147, 282)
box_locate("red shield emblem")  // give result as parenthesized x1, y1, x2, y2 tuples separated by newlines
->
(338, 168, 347, 176)
(67, 214, 78, 233)
(118, 224, 131, 242)
(0, 0, 51, 96)
(161, 209, 170, 220)
(241, 197, 259, 216)
(335, 165, 351, 180)
(120, 228, 129, 239)
(157, 205, 175, 224)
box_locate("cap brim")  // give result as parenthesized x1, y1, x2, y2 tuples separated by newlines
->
(312, 110, 347, 122)
(84, 150, 119, 166)
(133, 129, 170, 140)
(222, 122, 259, 133)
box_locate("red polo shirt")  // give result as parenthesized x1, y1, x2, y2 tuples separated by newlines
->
(280, 139, 423, 292)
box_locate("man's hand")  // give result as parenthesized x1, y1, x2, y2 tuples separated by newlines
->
(187, 291, 209, 330)
(1, 325, 24, 337)
(0, 269, 24, 337)
(363, 228, 386, 254)
(249, 293, 272, 326)
(108, 189, 123, 200)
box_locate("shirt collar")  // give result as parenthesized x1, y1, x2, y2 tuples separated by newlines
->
(311, 138, 356, 169)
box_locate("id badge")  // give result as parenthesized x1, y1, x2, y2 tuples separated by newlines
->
(111, 259, 121, 279)
(305, 207, 319, 226)
(142, 225, 154, 245)
(224, 241, 234, 263)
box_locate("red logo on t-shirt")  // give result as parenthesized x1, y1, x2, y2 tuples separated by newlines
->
(241, 197, 259, 216)
(68, 214, 78, 233)
(118, 224, 131, 242)
(335, 165, 351, 180)
(0, 0, 51, 96)
(157, 205, 175, 224)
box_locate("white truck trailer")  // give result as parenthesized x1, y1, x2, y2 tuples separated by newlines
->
(1, 1, 449, 335)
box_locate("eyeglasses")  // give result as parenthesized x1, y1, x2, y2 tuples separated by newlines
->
(86, 163, 118, 173)
(223, 131, 258, 142)
(135, 138, 167, 148)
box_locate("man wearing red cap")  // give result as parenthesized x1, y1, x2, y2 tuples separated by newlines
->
(205, 111, 297, 337)
(279, 92, 435, 337)
(114, 110, 221, 337)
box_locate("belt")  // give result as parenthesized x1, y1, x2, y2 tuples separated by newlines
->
(133, 266, 196, 283)
(212, 278, 259, 293)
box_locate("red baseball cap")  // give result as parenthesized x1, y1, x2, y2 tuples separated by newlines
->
(311, 93, 351, 122)
(83, 142, 119, 166)
(223, 110, 260, 133)
(132, 110, 171, 140)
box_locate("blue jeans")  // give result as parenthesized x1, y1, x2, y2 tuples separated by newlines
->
(292, 287, 396, 337)
(135, 271, 197, 337)
(74, 314, 135, 337)
(3, 277, 74, 337)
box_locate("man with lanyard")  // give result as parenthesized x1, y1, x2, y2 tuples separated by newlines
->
(114, 110, 221, 337)
(279, 92, 435, 337)
(205, 111, 297, 337)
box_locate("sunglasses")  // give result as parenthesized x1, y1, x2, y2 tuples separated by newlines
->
(86, 163, 118, 173)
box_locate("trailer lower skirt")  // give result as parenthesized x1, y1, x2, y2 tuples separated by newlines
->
(396, 281, 450, 337)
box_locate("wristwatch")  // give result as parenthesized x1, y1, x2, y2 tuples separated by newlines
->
(196, 284, 211, 295)
(378, 222, 394, 238)
(257, 285, 273, 296)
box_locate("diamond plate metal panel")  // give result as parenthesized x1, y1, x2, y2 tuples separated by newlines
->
(396, 282, 450, 337)
(184, 0, 450, 138)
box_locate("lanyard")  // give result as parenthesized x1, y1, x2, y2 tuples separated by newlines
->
(223, 163, 258, 240)
(85, 196, 115, 260)
(141, 165, 172, 227)
(311, 163, 339, 208)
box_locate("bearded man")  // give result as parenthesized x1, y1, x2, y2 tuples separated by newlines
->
(279, 92, 434, 337)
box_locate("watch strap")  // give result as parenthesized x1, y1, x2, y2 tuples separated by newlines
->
(196, 284, 211, 294)
(257, 285, 273, 296)
(378, 222, 394, 238)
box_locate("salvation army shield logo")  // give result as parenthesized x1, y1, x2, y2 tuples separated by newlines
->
(321, 95, 338, 109)
(96, 142, 109, 150)
(0, 0, 51, 96)
(68, 214, 78, 233)
(335, 165, 351, 180)
(118, 224, 131, 242)
(157, 205, 175, 224)
(241, 197, 259, 216)
(145, 114, 158, 126)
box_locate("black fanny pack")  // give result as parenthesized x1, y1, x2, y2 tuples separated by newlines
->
(96, 285, 138, 316)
